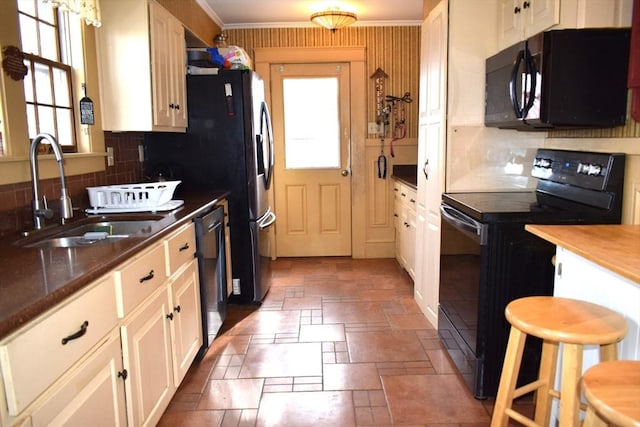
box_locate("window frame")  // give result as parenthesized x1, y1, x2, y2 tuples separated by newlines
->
(18, 0, 78, 152)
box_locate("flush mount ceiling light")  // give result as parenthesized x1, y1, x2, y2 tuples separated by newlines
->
(310, 9, 357, 32)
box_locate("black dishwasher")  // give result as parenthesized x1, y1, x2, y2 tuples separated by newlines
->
(194, 206, 228, 359)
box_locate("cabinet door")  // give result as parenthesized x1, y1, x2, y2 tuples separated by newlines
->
(168, 259, 202, 385)
(523, 0, 560, 38)
(120, 288, 174, 427)
(149, 0, 173, 128)
(499, 0, 523, 48)
(30, 333, 127, 427)
(414, 0, 448, 328)
(169, 17, 187, 128)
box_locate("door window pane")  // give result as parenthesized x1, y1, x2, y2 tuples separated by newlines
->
(283, 77, 340, 169)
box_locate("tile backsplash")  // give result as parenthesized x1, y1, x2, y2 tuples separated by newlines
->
(0, 132, 146, 236)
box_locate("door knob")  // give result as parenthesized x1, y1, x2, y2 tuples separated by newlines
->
(341, 169, 349, 176)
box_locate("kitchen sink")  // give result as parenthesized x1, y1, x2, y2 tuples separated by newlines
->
(16, 215, 164, 249)
(28, 235, 131, 248)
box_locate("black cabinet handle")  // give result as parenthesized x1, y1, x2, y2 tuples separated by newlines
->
(523, 1, 530, 8)
(175, 104, 180, 110)
(514, 6, 521, 13)
(118, 369, 128, 380)
(166, 312, 174, 320)
(139, 270, 154, 283)
(174, 305, 181, 313)
(179, 243, 189, 251)
(61, 321, 89, 345)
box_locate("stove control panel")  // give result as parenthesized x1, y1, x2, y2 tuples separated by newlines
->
(531, 149, 625, 193)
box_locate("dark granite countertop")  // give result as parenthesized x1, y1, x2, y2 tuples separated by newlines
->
(391, 164, 418, 189)
(0, 191, 228, 341)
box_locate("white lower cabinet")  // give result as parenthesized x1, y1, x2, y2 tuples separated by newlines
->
(121, 288, 174, 427)
(168, 260, 202, 386)
(30, 332, 127, 427)
(0, 222, 203, 426)
(393, 181, 417, 279)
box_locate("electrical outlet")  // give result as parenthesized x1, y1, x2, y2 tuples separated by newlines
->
(138, 145, 144, 162)
(232, 278, 241, 295)
(106, 147, 114, 166)
(368, 122, 380, 134)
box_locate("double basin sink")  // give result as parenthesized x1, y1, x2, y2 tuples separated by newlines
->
(15, 215, 165, 249)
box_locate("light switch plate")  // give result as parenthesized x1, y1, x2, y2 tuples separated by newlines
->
(106, 147, 114, 166)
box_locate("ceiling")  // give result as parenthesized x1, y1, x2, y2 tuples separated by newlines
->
(196, 0, 424, 29)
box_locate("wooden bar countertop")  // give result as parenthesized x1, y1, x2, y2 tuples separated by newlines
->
(525, 224, 640, 285)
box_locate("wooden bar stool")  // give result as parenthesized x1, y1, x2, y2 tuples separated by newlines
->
(582, 360, 640, 427)
(491, 296, 627, 427)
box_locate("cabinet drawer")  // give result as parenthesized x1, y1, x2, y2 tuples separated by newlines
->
(0, 274, 118, 416)
(116, 242, 167, 317)
(165, 223, 196, 276)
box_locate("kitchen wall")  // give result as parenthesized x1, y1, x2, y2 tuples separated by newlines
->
(0, 133, 145, 236)
(225, 26, 421, 139)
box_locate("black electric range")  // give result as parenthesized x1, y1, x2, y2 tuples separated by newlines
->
(438, 149, 625, 399)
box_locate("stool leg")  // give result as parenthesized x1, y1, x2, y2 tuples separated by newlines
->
(491, 326, 526, 427)
(558, 343, 583, 427)
(583, 406, 607, 427)
(533, 339, 558, 426)
(599, 342, 618, 362)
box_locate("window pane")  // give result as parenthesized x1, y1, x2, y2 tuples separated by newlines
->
(39, 22, 58, 61)
(52, 67, 70, 107)
(37, 105, 55, 135)
(23, 60, 34, 102)
(37, 0, 55, 24)
(33, 63, 52, 104)
(283, 77, 340, 169)
(17, 0, 36, 17)
(19, 15, 38, 55)
(56, 108, 73, 145)
(25, 104, 38, 138)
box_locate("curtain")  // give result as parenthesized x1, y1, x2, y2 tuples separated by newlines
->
(43, 0, 101, 27)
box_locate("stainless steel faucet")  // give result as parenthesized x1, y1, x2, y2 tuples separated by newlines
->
(29, 133, 73, 229)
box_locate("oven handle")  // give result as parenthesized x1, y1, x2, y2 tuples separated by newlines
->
(440, 203, 488, 245)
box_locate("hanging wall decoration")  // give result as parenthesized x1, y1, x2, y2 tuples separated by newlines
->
(79, 83, 95, 125)
(371, 68, 389, 179)
(1, 46, 28, 81)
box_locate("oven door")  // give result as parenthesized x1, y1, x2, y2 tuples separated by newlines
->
(438, 203, 487, 398)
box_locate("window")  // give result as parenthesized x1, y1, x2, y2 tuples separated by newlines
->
(282, 77, 341, 169)
(18, 0, 76, 151)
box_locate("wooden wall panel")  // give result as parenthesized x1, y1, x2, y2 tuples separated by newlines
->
(226, 26, 421, 139)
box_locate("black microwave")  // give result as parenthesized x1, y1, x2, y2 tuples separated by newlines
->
(485, 28, 631, 130)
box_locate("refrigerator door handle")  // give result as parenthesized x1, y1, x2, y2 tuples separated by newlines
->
(258, 210, 276, 229)
(260, 101, 275, 190)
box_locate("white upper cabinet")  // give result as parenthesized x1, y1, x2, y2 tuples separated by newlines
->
(498, 0, 633, 50)
(96, 0, 187, 132)
(499, 0, 560, 48)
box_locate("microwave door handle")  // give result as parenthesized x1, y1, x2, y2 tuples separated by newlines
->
(509, 50, 525, 118)
(522, 50, 537, 118)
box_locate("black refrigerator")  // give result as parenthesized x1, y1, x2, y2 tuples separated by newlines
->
(145, 70, 275, 304)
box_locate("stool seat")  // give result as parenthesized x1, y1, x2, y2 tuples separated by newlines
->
(491, 296, 628, 427)
(506, 296, 628, 345)
(582, 360, 640, 427)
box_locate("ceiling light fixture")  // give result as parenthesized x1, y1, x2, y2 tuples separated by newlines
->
(310, 9, 357, 32)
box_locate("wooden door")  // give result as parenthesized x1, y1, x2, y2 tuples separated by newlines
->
(270, 63, 352, 257)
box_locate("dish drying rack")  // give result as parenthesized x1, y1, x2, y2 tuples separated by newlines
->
(86, 181, 183, 213)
